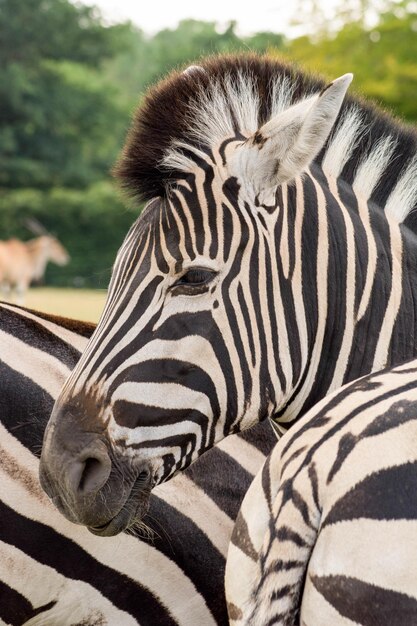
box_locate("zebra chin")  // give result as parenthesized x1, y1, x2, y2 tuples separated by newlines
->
(39, 406, 154, 535)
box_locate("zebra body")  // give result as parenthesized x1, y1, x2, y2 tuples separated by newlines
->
(226, 358, 417, 625)
(39, 55, 417, 536)
(0, 302, 275, 625)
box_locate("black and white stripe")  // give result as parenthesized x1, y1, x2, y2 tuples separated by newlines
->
(0, 302, 275, 625)
(226, 358, 417, 625)
(39, 54, 417, 535)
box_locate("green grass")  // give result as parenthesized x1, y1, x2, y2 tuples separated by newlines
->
(24, 287, 107, 323)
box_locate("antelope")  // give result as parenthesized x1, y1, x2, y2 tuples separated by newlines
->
(0, 232, 69, 303)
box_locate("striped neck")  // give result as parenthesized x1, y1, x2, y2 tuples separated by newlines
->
(271, 163, 417, 429)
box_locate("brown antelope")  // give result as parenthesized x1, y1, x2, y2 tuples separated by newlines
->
(0, 235, 69, 303)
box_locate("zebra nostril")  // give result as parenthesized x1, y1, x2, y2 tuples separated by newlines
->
(68, 451, 112, 496)
(78, 457, 107, 493)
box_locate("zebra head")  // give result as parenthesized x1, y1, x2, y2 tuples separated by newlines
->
(39, 57, 352, 535)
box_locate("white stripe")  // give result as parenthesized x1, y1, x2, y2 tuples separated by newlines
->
(372, 217, 403, 370)
(312, 519, 417, 598)
(279, 183, 290, 279)
(322, 107, 363, 179)
(385, 155, 417, 222)
(355, 194, 378, 321)
(353, 135, 396, 201)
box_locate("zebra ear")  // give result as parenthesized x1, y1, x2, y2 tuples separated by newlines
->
(231, 73, 353, 193)
(182, 65, 206, 77)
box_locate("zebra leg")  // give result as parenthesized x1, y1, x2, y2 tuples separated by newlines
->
(226, 447, 320, 626)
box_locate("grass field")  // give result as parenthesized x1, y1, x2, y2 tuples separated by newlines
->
(23, 287, 108, 323)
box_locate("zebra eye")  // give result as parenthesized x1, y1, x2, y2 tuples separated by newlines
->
(171, 267, 216, 294)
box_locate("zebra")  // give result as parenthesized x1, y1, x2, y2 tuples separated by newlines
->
(225, 357, 417, 626)
(0, 301, 276, 625)
(39, 54, 417, 538)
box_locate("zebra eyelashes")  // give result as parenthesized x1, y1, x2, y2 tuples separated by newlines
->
(170, 267, 218, 296)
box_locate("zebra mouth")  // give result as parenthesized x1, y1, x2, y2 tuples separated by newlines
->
(87, 469, 152, 537)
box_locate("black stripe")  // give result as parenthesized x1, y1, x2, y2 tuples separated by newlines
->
(281, 372, 417, 459)
(203, 166, 219, 260)
(108, 359, 220, 422)
(311, 574, 417, 625)
(302, 171, 347, 412)
(91, 275, 164, 378)
(345, 200, 393, 379)
(238, 420, 276, 456)
(276, 525, 307, 548)
(392, 232, 417, 365)
(323, 461, 417, 527)
(187, 447, 253, 519)
(231, 510, 258, 561)
(327, 397, 417, 483)
(237, 283, 256, 368)
(273, 198, 301, 390)
(262, 222, 286, 393)
(169, 187, 197, 261)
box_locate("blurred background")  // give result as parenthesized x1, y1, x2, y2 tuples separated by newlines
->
(0, 0, 416, 321)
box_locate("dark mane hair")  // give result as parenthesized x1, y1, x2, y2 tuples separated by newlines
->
(114, 53, 417, 228)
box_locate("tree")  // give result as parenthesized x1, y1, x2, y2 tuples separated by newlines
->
(0, 0, 130, 189)
(286, 0, 417, 121)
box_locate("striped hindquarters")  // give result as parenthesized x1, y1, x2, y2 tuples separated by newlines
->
(226, 358, 417, 626)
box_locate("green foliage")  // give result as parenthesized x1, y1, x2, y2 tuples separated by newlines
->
(0, 0, 129, 190)
(0, 0, 128, 66)
(286, 0, 417, 121)
(144, 19, 284, 84)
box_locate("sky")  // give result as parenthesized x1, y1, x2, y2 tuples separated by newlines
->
(76, 0, 325, 36)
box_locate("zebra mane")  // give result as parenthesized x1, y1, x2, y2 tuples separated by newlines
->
(115, 54, 417, 228)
